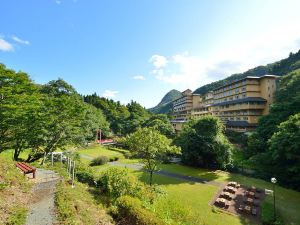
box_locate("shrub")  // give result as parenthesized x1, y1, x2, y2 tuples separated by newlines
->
(109, 156, 119, 162)
(90, 156, 108, 166)
(97, 167, 145, 201)
(115, 196, 164, 225)
(76, 170, 95, 186)
(124, 152, 131, 159)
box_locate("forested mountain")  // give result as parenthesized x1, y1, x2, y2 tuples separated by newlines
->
(148, 89, 182, 114)
(83, 94, 151, 135)
(194, 49, 300, 94)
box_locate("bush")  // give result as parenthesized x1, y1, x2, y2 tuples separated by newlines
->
(76, 170, 95, 186)
(90, 156, 108, 166)
(124, 152, 131, 159)
(115, 196, 164, 225)
(97, 167, 145, 201)
(109, 156, 119, 162)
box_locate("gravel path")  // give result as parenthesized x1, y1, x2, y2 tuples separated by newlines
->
(26, 169, 61, 225)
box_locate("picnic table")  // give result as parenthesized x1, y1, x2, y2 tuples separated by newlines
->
(244, 197, 254, 205)
(221, 191, 232, 200)
(225, 186, 236, 194)
(228, 181, 240, 188)
(245, 191, 255, 198)
(216, 198, 227, 207)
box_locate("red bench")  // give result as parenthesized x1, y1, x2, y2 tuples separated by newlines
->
(16, 162, 36, 178)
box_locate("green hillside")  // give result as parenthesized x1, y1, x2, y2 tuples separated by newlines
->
(149, 89, 182, 114)
(194, 50, 300, 94)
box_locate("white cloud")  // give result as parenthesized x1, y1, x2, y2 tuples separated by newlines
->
(12, 36, 30, 45)
(149, 54, 168, 68)
(0, 38, 14, 52)
(150, 22, 300, 90)
(133, 75, 145, 80)
(102, 90, 118, 98)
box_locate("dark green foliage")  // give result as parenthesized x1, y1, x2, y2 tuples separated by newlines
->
(246, 69, 300, 189)
(0, 63, 109, 162)
(109, 156, 119, 162)
(84, 94, 151, 135)
(267, 113, 300, 188)
(148, 89, 182, 114)
(176, 116, 232, 169)
(76, 170, 95, 186)
(225, 130, 248, 148)
(115, 196, 164, 225)
(194, 49, 300, 95)
(142, 114, 175, 137)
(90, 156, 109, 166)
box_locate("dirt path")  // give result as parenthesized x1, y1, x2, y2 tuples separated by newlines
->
(26, 169, 61, 225)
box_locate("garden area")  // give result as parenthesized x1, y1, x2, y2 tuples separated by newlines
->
(66, 144, 300, 225)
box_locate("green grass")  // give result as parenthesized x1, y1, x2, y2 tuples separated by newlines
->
(55, 180, 113, 225)
(0, 158, 32, 225)
(159, 163, 300, 225)
(77, 145, 125, 160)
(0, 149, 31, 161)
(131, 170, 252, 225)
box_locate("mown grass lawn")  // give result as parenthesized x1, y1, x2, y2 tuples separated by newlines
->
(131, 170, 253, 225)
(159, 163, 300, 225)
(77, 145, 125, 159)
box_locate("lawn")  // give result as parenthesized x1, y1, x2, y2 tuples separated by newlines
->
(158, 163, 300, 225)
(77, 145, 125, 160)
(131, 170, 253, 225)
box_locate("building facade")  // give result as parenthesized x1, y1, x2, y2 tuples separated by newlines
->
(171, 75, 277, 132)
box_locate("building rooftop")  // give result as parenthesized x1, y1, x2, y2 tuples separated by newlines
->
(213, 74, 278, 92)
(226, 120, 257, 127)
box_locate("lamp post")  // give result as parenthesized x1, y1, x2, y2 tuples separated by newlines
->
(271, 177, 277, 222)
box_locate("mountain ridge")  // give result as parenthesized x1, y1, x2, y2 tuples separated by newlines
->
(148, 89, 182, 114)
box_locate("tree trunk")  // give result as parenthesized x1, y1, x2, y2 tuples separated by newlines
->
(13, 148, 20, 161)
(149, 170, 153, 186)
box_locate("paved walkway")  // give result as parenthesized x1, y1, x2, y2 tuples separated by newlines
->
(26, 169, 61, 225)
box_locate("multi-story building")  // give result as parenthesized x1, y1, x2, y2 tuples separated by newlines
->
(171, 75, 277, 132)
(171, 89, 201, 131)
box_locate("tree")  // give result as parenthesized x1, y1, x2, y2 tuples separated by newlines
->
(247, 69, 300, 157)
(125, 128, 180, 185)
(26, 79, 109, 163)
(268, 113, 300, 188)
(176, 116, 232, 169)
(0, 64, 42, 159)
(143, 114, 175, 137)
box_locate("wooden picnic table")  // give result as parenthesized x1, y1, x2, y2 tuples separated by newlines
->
(225, 186, 236, 194)
(216, 198, 227, 207)
(221, 191, 232, 200)
(244, 197, 254, 205)
(246, 191, 255, 198)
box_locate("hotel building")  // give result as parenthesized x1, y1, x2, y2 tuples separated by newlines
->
(171, 75, 277, 132)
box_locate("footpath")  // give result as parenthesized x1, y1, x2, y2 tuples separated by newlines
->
(26, 168, 60, 225)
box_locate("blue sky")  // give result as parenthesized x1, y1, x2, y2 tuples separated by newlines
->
(1, 0, 300, 108)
